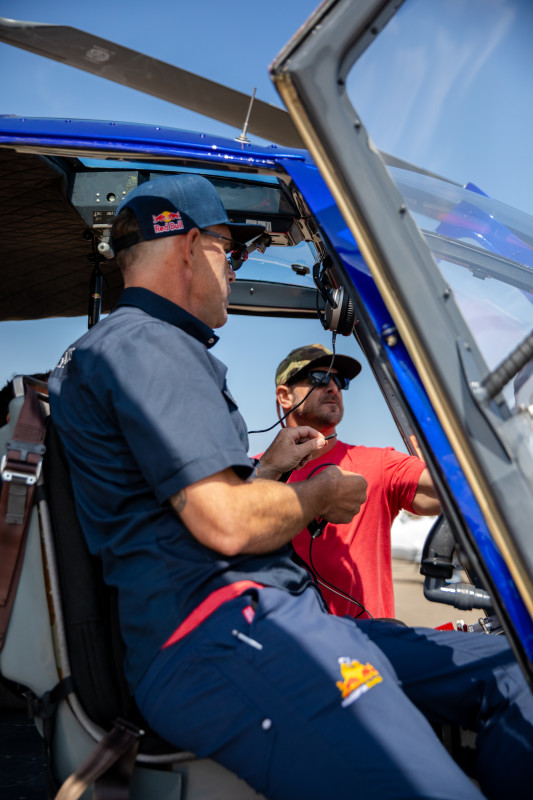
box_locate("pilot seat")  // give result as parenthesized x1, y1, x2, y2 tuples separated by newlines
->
(0, 375, 265, 800)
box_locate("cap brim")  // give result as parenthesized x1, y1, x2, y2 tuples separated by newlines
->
(226, 222, 266, 245)
(291, 353, 362, 383)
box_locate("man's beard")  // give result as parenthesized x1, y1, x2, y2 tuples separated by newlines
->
(294, 397, 343, 430)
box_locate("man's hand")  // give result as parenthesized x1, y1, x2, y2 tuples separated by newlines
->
(256, 426, 327, 480)
(309, 465, 367, 523)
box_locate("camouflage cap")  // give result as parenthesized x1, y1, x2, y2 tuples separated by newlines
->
(275, 344, 362, 386)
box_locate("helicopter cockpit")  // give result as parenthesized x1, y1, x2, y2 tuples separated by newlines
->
(0, 144, 325, 323)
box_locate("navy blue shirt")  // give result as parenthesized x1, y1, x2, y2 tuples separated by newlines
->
(49, 288, 310, 688)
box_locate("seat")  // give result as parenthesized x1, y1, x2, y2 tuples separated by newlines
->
(0, 377, 265, 799)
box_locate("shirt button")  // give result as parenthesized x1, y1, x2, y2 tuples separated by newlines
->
(261, 718, 272, 731)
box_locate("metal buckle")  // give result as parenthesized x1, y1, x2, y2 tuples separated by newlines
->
(0, 454, 43, 486)
(0, 439, 46, 486)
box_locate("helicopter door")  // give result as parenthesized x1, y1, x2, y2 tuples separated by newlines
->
(270, 0, 533, 683)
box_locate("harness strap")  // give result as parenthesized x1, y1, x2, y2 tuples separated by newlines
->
(25, 675, 75, 722)
(23, 675, 75, 794)
(54, 718, 143, 800)
(0, 384, 47, 650)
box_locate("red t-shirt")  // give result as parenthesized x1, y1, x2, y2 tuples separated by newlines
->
(288, 441, 425, 620)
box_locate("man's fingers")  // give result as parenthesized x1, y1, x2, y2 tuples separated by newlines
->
(295, 436, 326, 461)
(292, 426, 325, 444)
(294, 452, 314, 469)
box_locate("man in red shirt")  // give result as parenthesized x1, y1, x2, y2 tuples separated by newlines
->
(274, 344, 441, 620)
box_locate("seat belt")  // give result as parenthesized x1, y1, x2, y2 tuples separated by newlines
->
(54, 718, 143, 800)
(0, 383, 47, 650)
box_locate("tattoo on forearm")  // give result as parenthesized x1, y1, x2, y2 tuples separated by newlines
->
(174, 489, 187, 513)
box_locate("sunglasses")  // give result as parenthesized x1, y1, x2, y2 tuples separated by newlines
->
(298, 370, 350, 391)
(199, 229, 248, 271)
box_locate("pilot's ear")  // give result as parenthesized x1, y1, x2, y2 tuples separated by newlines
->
(276, 384, 293, 411)
(183, 227, 201, 267)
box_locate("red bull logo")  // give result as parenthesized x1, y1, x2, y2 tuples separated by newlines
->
(152, 210, 184, 234)
(336, 658, 382, 707)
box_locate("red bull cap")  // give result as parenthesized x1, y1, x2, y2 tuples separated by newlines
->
(112, 173, 265, 253)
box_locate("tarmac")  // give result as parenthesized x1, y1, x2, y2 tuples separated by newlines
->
(392, 558, 480, 629)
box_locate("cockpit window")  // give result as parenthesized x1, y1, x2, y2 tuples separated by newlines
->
(347, 0, 533, 414)
(388, 166, 533, 410)
(347, 0, 533, 216)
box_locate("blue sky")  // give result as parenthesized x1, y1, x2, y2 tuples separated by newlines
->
(0, 0, 407, 454)
(348, 0, 533, 216)
(2, 0, 531, 455)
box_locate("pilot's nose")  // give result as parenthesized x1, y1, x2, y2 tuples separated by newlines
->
(326, 376, 340, 394)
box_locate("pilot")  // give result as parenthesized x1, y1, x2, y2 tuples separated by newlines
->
(272, 343, 440, 620)
(49, 173, 533, 800)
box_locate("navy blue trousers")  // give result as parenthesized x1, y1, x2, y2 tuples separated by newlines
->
(135, 586, 533, 799)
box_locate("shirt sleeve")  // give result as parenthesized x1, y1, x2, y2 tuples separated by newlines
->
(90, 320, 254, 502)
(382, 448, 426, 517)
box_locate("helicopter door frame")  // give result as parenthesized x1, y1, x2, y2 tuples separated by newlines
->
(270, 0, 533, 679)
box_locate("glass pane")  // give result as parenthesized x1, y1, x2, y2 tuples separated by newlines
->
(390, 165, 533, 408)
(348, 0, 533, 214)
(239, 239, 316, 287)
(348, 0, 533, 411)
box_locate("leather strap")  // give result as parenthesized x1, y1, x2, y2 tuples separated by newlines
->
(0, 384, 47, 650)
(54, 719, 143, 800)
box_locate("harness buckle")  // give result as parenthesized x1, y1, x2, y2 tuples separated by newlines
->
(1, 440, 46, 486)
(1, 441, 46, 524)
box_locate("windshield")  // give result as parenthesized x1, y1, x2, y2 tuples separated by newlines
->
(390, 167, 533, 410)
(270, 0, 533, 676)
(348, 0, 533, 413)
(347, 0, 533, 214)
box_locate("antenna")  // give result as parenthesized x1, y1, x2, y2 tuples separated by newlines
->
(235, 87, 256, 143)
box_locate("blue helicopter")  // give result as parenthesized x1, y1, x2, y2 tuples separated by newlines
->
(0, 1, 532, 797)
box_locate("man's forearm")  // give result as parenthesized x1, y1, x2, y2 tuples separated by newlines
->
(254, 462, 285, 481)
(172, 472, 324, 556)
(171, 466, 366, 557)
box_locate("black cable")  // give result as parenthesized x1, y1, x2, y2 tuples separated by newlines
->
(248, 332, 338, 434)
(304, 460, 373, 619)
(308, 537, 371, 618)
(305, 461, 337, 480)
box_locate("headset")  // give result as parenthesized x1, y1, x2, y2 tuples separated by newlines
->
(249, 256, 356, 435)
(313, 257, 357, 336)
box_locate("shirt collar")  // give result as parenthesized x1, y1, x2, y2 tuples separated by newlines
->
(116, 287, 219, 349)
